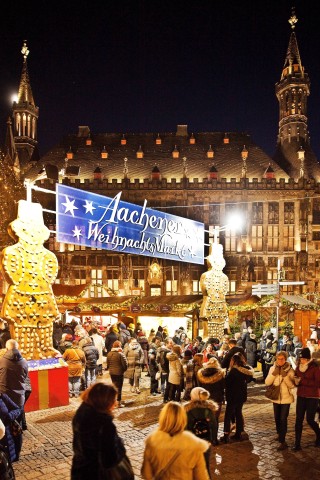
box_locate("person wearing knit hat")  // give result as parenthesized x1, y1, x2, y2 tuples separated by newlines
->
(292, 346, 320, 451)
(184, 386, 219, 474)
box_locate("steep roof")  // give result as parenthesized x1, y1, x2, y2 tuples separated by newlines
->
(29, 128, 289, 182)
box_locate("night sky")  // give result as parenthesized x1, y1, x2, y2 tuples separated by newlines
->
(0, 0, 320, 159)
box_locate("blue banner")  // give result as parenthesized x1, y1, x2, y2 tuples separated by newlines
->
(56, 184, 204, 264)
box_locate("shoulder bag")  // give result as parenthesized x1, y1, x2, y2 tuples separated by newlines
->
(98, 454, 134, 480)
(265, 378, 282, 401)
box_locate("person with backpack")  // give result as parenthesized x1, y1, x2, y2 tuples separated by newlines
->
(185, 387, 218, 478)
(118, 323, 131, 348)
(82, 337, 99, 389)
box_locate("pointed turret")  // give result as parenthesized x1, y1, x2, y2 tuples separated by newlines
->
(12, 41, 39, 173)
(274, 9, 320, 180)
(4, 117, 20, 179)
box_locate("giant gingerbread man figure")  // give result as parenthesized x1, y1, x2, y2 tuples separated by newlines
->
(1, 200, 60, 360)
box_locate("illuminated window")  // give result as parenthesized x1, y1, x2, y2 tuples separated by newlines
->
(284, 202, 294, 224)
(283, 225, 294, 251)
(225, 230, 237, 252)
(267, 225, 279, 251)
(268, 202, 279, 224)
(251, 225, 263, 251)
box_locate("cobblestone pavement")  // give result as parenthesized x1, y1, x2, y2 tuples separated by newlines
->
(13, 372, 320, 480)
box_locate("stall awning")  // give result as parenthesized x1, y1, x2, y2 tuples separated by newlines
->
(281, 295, 316, 307)
(134, 295, 202, 305)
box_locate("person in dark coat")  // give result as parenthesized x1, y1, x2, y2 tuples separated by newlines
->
(118, 323, 131, 347)
(197, 357, 225, 421)
(0, 321, 11, 349)
(292, 347, 320, 451)
(52, 321, 63, 350)
(106, 341, 128, 407)
(104, 325, 119, 353)
(137, 331, 150, 373)
(0, 392, 23, 463)
(82, 337, 99, 389)
(221, 339, 246, 370)
(0, 340, 28, 409)
(220, 353, 254, 443)
(246, 334, 258, 368)
(71, 382, 133, 480)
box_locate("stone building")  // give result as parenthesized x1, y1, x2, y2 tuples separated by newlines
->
(2, 12, 320, 323)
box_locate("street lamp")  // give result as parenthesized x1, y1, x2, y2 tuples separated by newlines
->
(211, 212, 243, 244)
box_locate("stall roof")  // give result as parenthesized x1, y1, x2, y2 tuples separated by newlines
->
(134, 295, 202, 305)
(281, 295, 316, 307)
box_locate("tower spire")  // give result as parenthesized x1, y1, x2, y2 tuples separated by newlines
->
(274, 9, 320, 180)
(12, 40, 39, 173)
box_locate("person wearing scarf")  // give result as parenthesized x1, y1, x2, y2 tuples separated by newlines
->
(265, 351, 296, 450)
(292, 347, 320, 451)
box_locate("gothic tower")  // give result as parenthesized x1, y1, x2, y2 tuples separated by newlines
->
(274, 9, 320, 180)
(12, 41, 39, 173)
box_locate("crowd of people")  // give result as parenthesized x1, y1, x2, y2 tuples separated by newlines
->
(1, 316, 320, 479)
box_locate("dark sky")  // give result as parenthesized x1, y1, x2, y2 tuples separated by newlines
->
(0, 0, 320, 159)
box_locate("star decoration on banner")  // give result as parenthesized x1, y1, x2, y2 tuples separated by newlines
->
(83, 200, 96, 215)
(62, 196, 78, 217)
(72, 226, 83, 240)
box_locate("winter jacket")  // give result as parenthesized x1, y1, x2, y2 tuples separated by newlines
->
(71, 402, 127, 480)
(265, 361, 296, 404)
(295, 360, 320, 398)
(137, 335, 149, 365)
(63, 347, 86, 377)
(82, 343, 99, 369)
(221, 346, 246, 370)
(106, 348, 128, 376)
(185, 399, 218, 444)
(119, 328, 131, 347)
(245, 339, 257, 368)
(125, 342, 144, 379)
(225, 364, 254, 404)
(0, 348, 28, 407)
(167, 352, 183, 386)
(104, 331, 119, 353)
(89, 333, 105, 365)
(197, 366, 225, 404)
(157, 346, 170, 374)
(181, 358, 194, 399)
(141, 429, 210, 480)
(0, 392, 22, 462)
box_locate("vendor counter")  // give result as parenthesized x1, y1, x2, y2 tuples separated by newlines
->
(25, 358, 69, 412)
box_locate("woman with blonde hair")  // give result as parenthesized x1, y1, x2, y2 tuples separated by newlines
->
(141, 402, 210, 480)
(265, 350, 295, 451)
(71, 382, 134, 479)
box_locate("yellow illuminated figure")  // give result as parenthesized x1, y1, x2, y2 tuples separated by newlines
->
(200, 242, 229, 339)
(1, 200, 59, 360)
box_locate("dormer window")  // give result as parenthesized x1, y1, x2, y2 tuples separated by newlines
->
(86, 135, 92, 146)
(223, 133, 229, 144)
(207, 145, 214, 159)
(156, 133, 162, 145)
(189, 133, 196, 145)
(208, 164, 218, 180)
(151, 165, 161, 181)
(172, 145, 179, 158)
(121, 134, 127, 145)
(136, 145, 144, 159)
(94, 166, 102, 180)
(101, 146, 108, 159)
(264, 163, 275, 179)
(66, 146, 73, 160)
